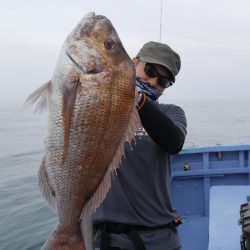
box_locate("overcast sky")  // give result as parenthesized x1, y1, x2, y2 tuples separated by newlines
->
(1, 0, 250, 102)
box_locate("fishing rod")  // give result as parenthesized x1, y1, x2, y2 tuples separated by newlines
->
(159, 0, 163, 42)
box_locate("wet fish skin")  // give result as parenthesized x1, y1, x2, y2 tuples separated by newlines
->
(26, 12, 140, 250)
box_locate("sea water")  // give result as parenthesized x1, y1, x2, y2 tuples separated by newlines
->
(0, 99, 249, 250)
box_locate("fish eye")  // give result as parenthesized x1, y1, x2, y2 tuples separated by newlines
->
(104, 39, 115, 50)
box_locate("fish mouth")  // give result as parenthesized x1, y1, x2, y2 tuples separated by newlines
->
(66, 51, 101, 74)
(66, 51, 84, 72)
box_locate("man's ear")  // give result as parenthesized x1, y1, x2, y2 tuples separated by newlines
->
(132, 57, 139, 66)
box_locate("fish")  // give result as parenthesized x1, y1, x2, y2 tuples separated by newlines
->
(25, 12, 141, 250)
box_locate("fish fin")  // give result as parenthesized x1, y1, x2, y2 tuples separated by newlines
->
(38, 158, 57, 211)
(80, 200, 94, 250)
(82, 107, 142, 215)
(24, 81, 51, 113)
(62, 78, 80, 159)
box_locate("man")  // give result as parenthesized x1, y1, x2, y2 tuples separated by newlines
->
(93, 41, 187, 250)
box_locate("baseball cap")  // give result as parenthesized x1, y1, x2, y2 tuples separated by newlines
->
(136, 41, 181, 82)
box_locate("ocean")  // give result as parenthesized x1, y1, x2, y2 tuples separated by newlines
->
(0, 99, 249, 250)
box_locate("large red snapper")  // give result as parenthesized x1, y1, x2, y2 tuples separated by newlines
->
(26, 12, 141, 250)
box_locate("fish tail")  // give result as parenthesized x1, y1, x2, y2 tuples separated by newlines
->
(41, 225, 85, 250)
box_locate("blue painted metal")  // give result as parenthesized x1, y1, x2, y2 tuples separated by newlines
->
(203, 152, 210, 216)
(171, 143, 250, 250)
(178, 215, 209, 250)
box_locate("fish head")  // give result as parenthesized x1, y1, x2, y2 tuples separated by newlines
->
(65, 12, 135, 78)
(55, 13, 136, 153)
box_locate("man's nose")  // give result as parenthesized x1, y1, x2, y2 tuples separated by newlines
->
(147, 77, 158, 88)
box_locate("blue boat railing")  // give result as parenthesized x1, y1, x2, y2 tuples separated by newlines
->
(171, 144, 250, 217)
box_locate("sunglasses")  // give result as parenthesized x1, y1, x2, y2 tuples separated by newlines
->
(144, 62, 173, 88)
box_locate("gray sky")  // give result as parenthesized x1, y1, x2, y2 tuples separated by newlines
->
(1, 0, 250, 102)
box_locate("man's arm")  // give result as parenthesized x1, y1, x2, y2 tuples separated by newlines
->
(138, 98, 186, 154)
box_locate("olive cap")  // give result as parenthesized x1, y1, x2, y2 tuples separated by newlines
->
(137, 41, 181, 82)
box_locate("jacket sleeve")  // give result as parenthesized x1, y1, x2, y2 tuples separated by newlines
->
(138, 99, 186, 154)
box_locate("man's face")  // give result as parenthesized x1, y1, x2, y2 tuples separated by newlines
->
(133, 58, 173, 93)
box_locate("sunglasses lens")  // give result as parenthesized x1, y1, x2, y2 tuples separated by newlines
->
(144, 62, 173, 88)
(144, 64, 158, 78)
(158, 77, 172, 88)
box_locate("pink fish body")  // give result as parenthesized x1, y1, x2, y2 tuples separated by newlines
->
(26, 12, 140, 250)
